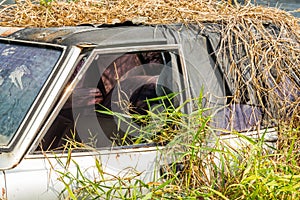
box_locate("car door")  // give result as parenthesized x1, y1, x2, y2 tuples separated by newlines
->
(2, 43, 190, 199)
(3, 146, 162, 199)
(0, 24, 229, 199)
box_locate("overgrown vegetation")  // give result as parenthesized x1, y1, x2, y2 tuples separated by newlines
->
(0, 0, 299, 126)
(1, 0, 298, 199)
(55, 93, 300, 199)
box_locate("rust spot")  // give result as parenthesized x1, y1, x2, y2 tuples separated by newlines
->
(24, 29, 74, 43)
(115, 153, 120, 159)
(11, 162, 19, 169)
(2, 187, 5, 199)
(76, 42, 97, 48)
(0, 27, 23, 37)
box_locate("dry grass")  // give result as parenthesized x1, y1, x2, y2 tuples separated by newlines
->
(0, 0, 298, 28)
(0, 0, 299, 126)
(2, 2, 297, 198)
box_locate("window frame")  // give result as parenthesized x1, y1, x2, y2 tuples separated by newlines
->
(0, 38, 81, 170)
(33, 44, 192, 153)
(0, 39, 65, 150)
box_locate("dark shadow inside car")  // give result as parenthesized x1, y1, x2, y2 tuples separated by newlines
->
(38, 49, 184, 151)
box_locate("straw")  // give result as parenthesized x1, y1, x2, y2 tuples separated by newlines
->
(0, 0, 299, 126)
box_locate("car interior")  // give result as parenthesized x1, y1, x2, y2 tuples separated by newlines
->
(37, 49, 184, 151)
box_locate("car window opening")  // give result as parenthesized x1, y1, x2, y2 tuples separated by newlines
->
(38, 49, 184, 151)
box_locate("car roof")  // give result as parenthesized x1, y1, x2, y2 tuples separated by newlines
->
(0, 23, 224, 49)
(0, 24, 174, 46)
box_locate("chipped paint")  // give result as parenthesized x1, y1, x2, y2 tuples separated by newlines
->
(76, 42, 97, 48)
(1, 187, 6, 200)
(0, 27, 23, 37)
(23, 29, 75, 42)
(0, 171, 7, 200)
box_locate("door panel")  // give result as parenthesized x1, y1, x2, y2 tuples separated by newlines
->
(5, 147, 161, 199)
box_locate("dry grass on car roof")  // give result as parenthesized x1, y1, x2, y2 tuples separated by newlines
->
(0, 0, 299, 127)
(0, 0, 298, 29)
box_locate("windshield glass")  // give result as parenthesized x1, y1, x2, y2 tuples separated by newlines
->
(0, 42, 62, 147)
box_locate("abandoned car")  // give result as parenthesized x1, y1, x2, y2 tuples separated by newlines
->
(0, 23, 294, 199)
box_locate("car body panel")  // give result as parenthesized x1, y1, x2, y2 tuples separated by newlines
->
(4, 146, 162, 200)
(0, 24, 283, 199)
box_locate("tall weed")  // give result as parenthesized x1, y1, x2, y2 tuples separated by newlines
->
(55, 94, 300, 199)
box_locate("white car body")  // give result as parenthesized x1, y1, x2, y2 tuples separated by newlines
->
(0, 24, 281, 199)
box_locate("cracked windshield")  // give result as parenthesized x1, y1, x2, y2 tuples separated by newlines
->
(0, 42, 62, 146)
